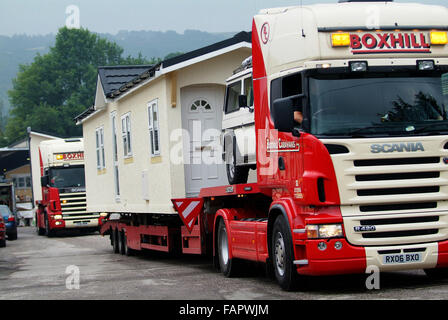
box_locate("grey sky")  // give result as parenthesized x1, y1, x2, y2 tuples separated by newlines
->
(0, 0, 446, 36)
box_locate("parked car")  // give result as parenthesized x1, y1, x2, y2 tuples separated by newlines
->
(0, 205, 17, 240)
(0, 214, 5, 247)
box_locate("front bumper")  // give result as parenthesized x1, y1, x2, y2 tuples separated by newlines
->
(295, 238, 448, 276)
(49, 218, 100, 229)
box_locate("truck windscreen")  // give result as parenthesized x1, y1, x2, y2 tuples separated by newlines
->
(309, 72, 448, 137)
(49, 166, 85, 189)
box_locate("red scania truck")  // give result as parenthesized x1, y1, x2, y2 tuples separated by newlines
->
(100, 0, 448, 290)
(35, 139, 105, 236)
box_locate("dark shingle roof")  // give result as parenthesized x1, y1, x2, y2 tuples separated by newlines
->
(98, 65, 155, 98)
(75, 31, 251, 124)
(162, 31, 251, 68)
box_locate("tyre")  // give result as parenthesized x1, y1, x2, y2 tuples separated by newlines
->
(45, 216, 55, 238)
(36, 214, 46, 236)
(0, 238, 5, 248)
(217, 219, 239, 277)
(226, 142, 249, 185)
(271, 215, 299, 291)
(109, 229, 114, 246)
(122, 232, 134, 256)
(8, 232, 17, 241)
(112, 229, 119, 254)
(37, 226, 45, 236)
(119, 230, 126, 255)
(424, 267, 448, 279)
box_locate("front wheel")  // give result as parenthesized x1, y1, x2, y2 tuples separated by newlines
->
(272, 215, 299, 291)
(45, 216, 55, 238)
(37, 226, 45, 236)
(36, 213, 45, 236)
(217, 219, 239, 277)
(8, 232, 17, 241)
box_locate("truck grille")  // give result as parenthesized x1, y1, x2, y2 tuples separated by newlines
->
(343, 211, 448, 246)
(59, 192, 98, 220)
(324, 136, 448, 246)
(350, 156, 446, 203)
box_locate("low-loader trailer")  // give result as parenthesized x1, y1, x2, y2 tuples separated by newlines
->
(100, 0, 448, 290)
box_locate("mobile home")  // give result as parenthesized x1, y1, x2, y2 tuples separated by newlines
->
(76, 32, 251, 215)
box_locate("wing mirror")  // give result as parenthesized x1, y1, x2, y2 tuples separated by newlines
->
(272, 96, 296, 133)
(41, 175, 49, 187)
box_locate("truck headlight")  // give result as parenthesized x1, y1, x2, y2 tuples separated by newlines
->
(100, 212, 108, 217)
(53, 215, 63, 220)
(306, 224, 343, 239)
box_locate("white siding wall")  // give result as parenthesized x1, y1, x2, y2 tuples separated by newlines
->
(83, 47, 251, 214)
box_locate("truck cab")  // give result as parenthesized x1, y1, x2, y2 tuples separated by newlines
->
(36, 138, 103, 236)
(222, 57, 256, 184)
(247, 0, 448, 288)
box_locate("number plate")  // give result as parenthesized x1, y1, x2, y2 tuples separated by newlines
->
(383, 253, 422, 265)
(74, 221, 89, 225)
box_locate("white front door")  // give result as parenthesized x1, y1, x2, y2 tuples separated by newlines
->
(181, 85, 227, 197)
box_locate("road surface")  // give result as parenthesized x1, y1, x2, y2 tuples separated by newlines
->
(1, 227, 448, 300)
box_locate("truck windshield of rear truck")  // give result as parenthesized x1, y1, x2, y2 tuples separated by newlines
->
(49, 165, 85, 189)
(308, 70, 448, 137)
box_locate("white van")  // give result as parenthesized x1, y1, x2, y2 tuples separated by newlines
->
(221, 57, 256, 184)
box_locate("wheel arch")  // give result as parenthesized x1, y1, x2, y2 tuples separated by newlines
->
(213, 208, 234, 268)
(267, 203, 295, 261)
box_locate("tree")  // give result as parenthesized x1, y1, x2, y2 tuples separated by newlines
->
(0, 99, 8, 146)
(6, 27, 153, 145)
(164, 51, 184, 60)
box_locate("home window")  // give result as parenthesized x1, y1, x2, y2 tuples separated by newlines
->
(12, 175, 31, 189)
(121, 113, 132, 157)
(148, 100, 160, 157)
(110, 111, 120, 198)
(95, 126, 105, 169)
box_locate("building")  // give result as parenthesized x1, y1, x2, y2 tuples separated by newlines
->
(76, 32, 251, 214)
(0, 130, 60, 223)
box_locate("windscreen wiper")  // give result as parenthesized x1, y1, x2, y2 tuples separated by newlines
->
(348, 125, 403, 136)
(412, 122, 448, 135)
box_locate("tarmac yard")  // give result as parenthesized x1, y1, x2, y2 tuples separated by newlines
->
(1, 227, 448, 300)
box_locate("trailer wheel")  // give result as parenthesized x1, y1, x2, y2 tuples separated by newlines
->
(424, 268, 448, 279)
(217, 219, 239, 277)
(272, 215, 298, 291)
(112, 229, 120, 254)
(226, 142, 249, 185)
(119, 230, 126, 255)
(122, 232, 134, 256)
(109, 229, 114, 246)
